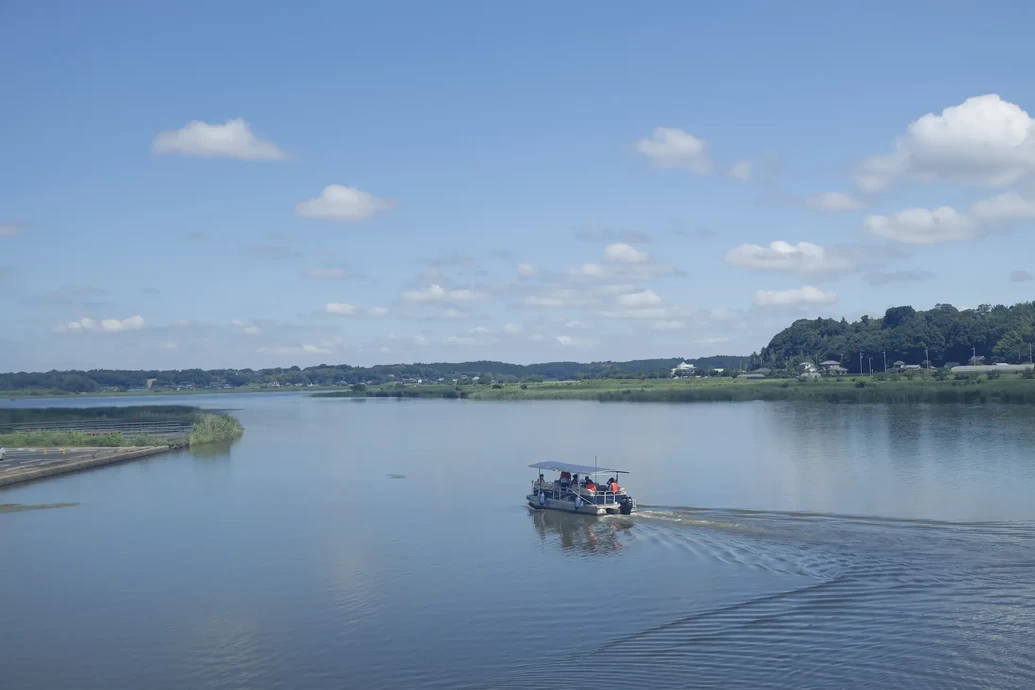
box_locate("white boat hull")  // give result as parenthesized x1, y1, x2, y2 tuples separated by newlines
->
(525, 493, 632, 516)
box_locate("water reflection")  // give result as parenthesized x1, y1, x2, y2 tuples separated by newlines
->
(530, 509, 633, 556)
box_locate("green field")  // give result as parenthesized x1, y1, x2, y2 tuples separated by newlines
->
(314, 374, 1035, 405)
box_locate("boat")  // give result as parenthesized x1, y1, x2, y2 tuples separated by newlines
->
(526, 461, 636, 516)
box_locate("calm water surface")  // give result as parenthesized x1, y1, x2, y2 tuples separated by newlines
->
(2, 394, 1034, 688)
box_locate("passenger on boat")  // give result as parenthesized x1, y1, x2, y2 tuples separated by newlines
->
(535, 474, 546, 489)
(608, 478, 619, 492)
(572, 474, 579, 489)
(585, 478, 597, 492)
(559, 471, 571, 487)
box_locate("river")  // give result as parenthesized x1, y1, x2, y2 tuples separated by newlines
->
(2, 394, 1034, 688)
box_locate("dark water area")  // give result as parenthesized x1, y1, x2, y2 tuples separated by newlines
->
(1, 394, 1034, 688)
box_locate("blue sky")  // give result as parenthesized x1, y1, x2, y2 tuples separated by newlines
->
(3, 1, 1035, 370)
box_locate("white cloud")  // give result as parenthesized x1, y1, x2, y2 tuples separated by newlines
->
(325, 302, 357, 316)
(604, 242, 648, 264)
(326, 303, 388, 317)
(724, 241, 856, 277)
(807, 192, 865, 212)
(652, 319, 686, 331)
(555, 335, 590, 347)
(862, 193, 1035, 244)
(152, 118, 285, 160)
(231, 319, 262, 335)
(634, 127, 713, 173)
(503, 323, 523, 334)
(402, 284, 488, 304)
(295, 185, 395, 222)
(443, 308, 471, 319)
(564, 320, 590, 329)
(55, 315, 145, 333)
(753, 286, 838, 307)
(517, 263, 537, 276)
(728, 161, 752, 181)
(616, 289, 662, 308)
(0, 223, 21, 237)
(856, 94, 1035, 190)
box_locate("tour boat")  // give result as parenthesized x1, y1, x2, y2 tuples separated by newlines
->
(526, 461, 636, 516)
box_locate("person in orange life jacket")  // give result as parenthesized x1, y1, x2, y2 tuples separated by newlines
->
(585, 478, 597, 492)
(608, 477, 619, 492)
(535, 474, 546, 490)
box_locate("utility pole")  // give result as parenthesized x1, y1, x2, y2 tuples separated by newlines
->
(973, 346, 977, 365)
(925, 346, 929, 371)
(868, 356, 872, 376)
(1029, 343, 1032, 364)
(883, 350, 887, 373)
(859, 352, 863, 376)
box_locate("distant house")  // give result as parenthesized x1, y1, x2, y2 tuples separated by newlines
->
(799, 362, 817, 374)
(892, 360, 906, 370)
(671, 361, 696, 377)
(753, 368, 772, 377)
(969, 355, 986, 365)
(944, 362, 960, 369)
(819, 360, 847, 376)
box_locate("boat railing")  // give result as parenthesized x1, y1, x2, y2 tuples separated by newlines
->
(530, 480, 626, 505)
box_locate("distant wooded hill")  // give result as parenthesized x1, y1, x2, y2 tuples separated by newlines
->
(760, 302, 1035, 373)
(0, 356, 745, 393)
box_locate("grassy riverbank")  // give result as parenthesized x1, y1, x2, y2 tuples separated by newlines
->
(0, 406, 244, 447)
(314, 375, 1035, 404)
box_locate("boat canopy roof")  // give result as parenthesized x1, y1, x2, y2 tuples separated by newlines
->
(528, 461, 629, 475)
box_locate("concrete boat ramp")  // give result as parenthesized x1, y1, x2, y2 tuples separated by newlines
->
(0, 446, 171, 488)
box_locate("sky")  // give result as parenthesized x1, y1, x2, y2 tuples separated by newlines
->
(3, 0, 1035, 371)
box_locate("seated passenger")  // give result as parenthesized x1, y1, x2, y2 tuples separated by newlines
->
(585, 478, 596, 492)
(559, 471, 571, 486)
(609, 478, 619, 492)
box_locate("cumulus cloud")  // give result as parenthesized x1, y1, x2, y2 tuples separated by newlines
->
(753, 286, 837, 307)
(55, 315, 145, 333)
(295, 185, 395, 222)
(728, 161, 752, 181)
(1010, 270, 1033, 282)
(856, 94, 1035, 190)
(724, 241, 857, 277)
(325, 303, 388, 317)
(652, 319, 686, 331)
(231, 319, 263, 335)
(402, 284, 488, 304)
(865, 270, 936, 286)
(152, 119, 285, 160)
(604, 242, 648, 264)
(863, 193, 1035, 244)
(616, 289, 662, 309)
(517, 262, 537, 276)
(443, 308, 471, 319)
(807, 192, 865, 212)
(634, 127, 713, 173)
(555, 335, 590, 347)
(0, 223, 22, 237)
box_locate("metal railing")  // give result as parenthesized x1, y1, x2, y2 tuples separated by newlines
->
(531, 481, 626, 505)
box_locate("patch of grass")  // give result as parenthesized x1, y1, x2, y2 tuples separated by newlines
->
(0, 430, 167, 447)
(187, 413, 244, 445)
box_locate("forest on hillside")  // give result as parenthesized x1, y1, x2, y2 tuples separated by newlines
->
(758, 302, 1035, 373)
(0, 356, 742, 394)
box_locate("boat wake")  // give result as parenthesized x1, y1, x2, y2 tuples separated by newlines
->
(483, 506, 1035, 690)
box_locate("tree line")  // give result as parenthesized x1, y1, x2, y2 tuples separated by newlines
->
(0, 356, 744, 394)
(757, 302, 1035, 373)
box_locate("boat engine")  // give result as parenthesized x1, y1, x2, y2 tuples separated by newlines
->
(619, 496, 633, 515)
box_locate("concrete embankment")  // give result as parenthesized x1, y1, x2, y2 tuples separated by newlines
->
(0, 446, 171, 488)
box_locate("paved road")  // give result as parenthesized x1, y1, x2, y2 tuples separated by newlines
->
(0, 448, 108, 473)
